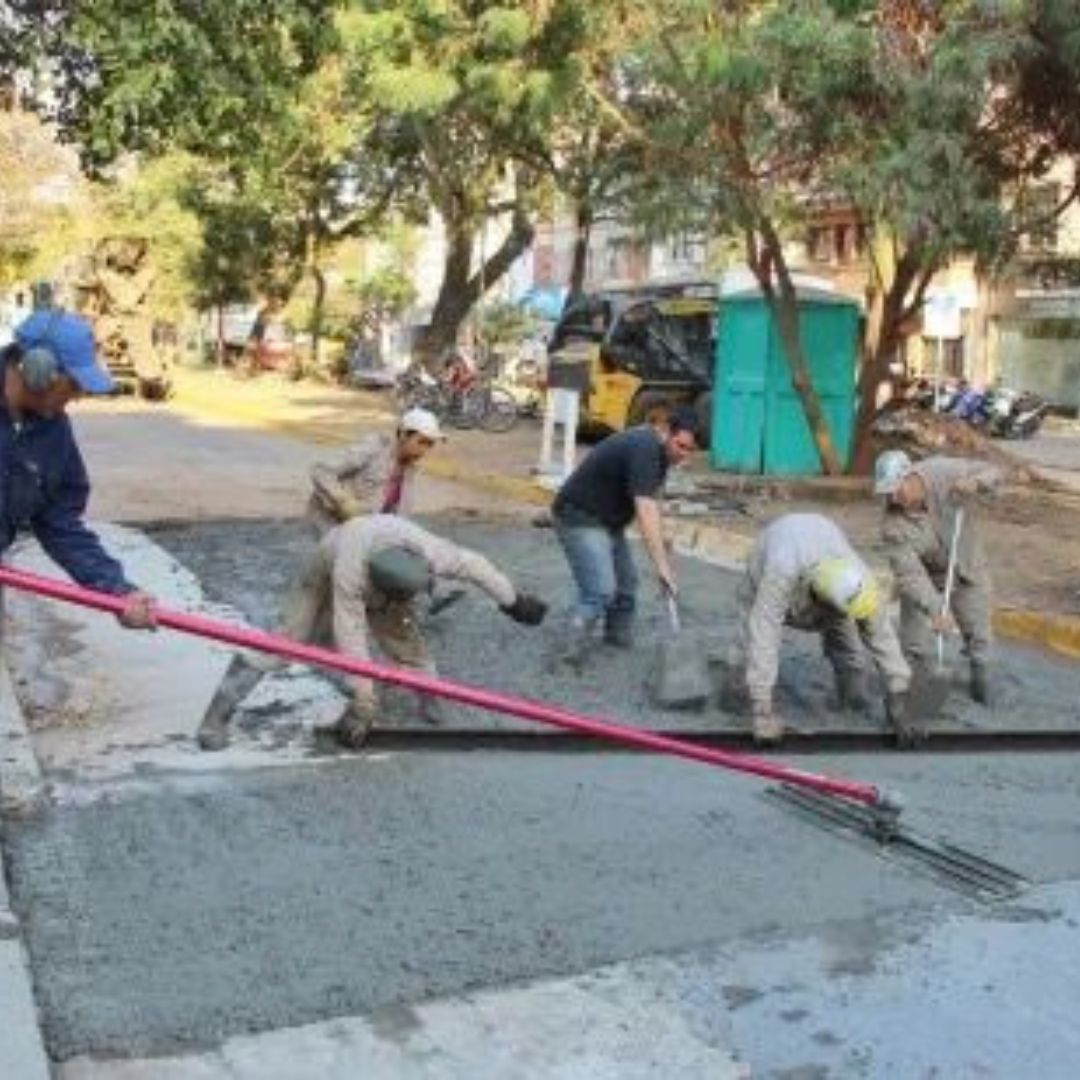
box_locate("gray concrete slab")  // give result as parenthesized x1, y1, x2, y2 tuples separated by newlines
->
(56, 955, 749, 1080)
(4, 750, 1079, 1064)
(53, 881, 1080, 1079)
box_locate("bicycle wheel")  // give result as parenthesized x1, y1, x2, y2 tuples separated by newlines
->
(479, 386, 519, 433)
(448, 388, 480, 429)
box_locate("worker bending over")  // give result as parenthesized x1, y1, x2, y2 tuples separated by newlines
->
(726, 513, 913, 747)
(874, 450, 1001, 705)
(196, 515, 546, 751)
(307, 408, 443, 534)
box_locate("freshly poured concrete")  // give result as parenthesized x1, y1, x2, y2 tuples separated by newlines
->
(3, 518, 1080, 1074)
(149, 517, 1080, 736)
(5, 751, 1080, 1063)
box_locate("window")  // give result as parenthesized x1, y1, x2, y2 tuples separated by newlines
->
(667, 232, 706, 265)
(806, 226, 831, 262)
(1022, 184, 1060, 253)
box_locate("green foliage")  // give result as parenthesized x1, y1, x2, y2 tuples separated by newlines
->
(58, 0, 336, 170)
(477, 299, 537, 346)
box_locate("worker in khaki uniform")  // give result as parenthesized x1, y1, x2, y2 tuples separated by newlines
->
(874, 450, 1002, 705)
(307, 408, 443, 534)
(725, 513, 913, 747)
(196, 515, 547, 751)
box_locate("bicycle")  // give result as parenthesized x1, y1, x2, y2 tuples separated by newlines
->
(394, 366, 478, 429)
(460, 380, 520, 433)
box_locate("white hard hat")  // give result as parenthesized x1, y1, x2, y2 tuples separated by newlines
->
(873, 449, 912, 497)
(399, 407, 445, 441)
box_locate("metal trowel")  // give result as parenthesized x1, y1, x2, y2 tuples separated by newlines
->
(652, 589, 711, 710)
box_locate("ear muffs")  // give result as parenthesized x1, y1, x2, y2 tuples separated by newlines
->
(19, 346, 60, 393)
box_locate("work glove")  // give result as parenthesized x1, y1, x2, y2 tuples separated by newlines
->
(334, 698, 377, 750)
(501, 592, 547, 626)
(886, 691, 925, 750)
(117, 590, 158, 631)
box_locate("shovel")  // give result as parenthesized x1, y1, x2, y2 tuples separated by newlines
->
(651, 588, 711, 710)
(908, 506, 965, 721)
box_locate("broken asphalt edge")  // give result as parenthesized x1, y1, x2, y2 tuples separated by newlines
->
(0, 664, 54, 1080)
(169, 377, 1080, 663)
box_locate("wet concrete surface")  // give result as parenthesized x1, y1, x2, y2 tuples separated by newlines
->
(146, 516, 1080, 735)
(6, 750, 1080, 1062)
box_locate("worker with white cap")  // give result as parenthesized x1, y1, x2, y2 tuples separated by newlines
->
(873, 449, 1002, 705)
(307, 407, 445, 534)
(724, 513, 913, 746)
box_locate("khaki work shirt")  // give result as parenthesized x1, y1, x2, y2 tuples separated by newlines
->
(307, 433, 415, 533)
(882, 457, 1000, 615)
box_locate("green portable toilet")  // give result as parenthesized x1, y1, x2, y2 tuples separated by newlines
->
(711, 287, 859, 475)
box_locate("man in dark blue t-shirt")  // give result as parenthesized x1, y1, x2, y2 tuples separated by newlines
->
(552, 406, 699, 666)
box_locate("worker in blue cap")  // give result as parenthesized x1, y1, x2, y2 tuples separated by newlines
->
(0, 309, 157, 629)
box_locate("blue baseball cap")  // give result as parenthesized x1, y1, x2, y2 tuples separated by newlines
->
(14, 311, 115, 394)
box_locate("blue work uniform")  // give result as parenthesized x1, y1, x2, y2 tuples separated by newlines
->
(0, 378, 132, 594)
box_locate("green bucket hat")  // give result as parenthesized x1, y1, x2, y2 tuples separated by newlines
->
(368, 546, 431, 598)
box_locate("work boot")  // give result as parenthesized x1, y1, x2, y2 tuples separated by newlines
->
(886, 691, 925, 750)
(334, 701, 376, 750)
(751, 708, 783, 746)
(418, 695, 451, 727)
(970, 662, 993, 707)
(196, 655, 264, 752)
(603, 609, 634, 648)
(559, 616, 597, 671)
(834, 669, 870, 714)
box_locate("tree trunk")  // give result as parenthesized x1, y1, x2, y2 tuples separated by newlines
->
(568, 201, 593, 297)
(308, 212, 325, 373)
(753, 222, 844, 475)
(850, 240, 933, 473)
(415, 206, 535, 369)
(215, 304, 225, 366)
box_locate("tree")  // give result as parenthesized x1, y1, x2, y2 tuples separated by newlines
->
(587, 0, 872, 472)
(833, 1, 1078, 469)
(0, 103, 81, 288)
(338, 0, 589, 365)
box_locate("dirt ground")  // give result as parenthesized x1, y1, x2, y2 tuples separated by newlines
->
(74, 365, 1080, 616)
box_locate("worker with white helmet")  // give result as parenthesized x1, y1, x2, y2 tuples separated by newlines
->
(873, 449, 1002, 705)
(725, 513, 913, 746)
(307, 407, 444, 534)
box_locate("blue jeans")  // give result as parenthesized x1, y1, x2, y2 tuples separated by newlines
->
(554, 518, 639, 625)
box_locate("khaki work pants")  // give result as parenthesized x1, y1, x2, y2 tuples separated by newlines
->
(900, 576, 992, 667)
(250, 545, 435, 709)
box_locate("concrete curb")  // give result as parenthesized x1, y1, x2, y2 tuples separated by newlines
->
(0, 667, 53, 1080)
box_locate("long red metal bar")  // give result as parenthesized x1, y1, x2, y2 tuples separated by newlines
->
(0, 566, 889, 808)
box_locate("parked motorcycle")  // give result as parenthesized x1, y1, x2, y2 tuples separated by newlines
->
(985, 387, 1050, 439)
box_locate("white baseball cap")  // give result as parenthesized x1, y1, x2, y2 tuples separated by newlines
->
(399, 407, 445, 441)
